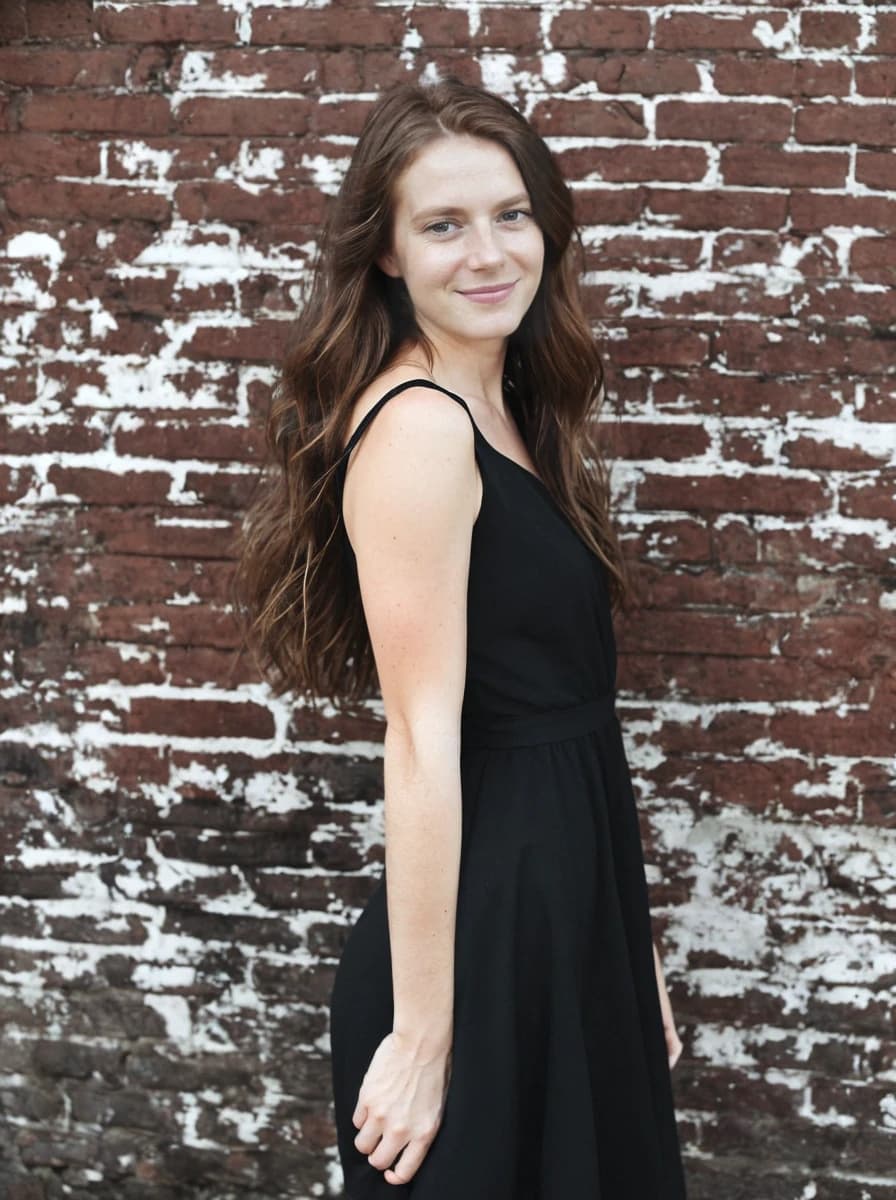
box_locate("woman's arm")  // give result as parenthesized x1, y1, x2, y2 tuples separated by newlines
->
(383, 722, 462, 1052)
(341, 386, 480, 1182)
(653, 940, 683, 1070)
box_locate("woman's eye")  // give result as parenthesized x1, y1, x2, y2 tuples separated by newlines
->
(424, 210, 531, 236)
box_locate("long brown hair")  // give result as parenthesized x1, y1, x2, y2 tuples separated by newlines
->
(229, 76, 634, 710)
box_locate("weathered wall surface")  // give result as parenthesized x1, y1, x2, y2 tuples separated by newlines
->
(1, 1, 894, 1197)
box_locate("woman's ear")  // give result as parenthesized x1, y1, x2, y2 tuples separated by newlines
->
(376, 250, 401, 278)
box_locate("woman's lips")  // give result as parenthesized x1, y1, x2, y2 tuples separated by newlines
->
(459, 281, 517, 304)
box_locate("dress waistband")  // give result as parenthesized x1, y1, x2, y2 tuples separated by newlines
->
(461, 695, 617, 750)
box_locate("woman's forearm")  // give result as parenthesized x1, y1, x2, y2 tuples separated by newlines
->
(382, 724, 462, 1054)
(653, 940, 664, 987)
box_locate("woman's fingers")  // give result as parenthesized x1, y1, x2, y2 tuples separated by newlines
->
(366, 1126, 410, 1171)
(350, 1032, 450, 1183)
(383, 1137, 431, 1186)
(354, 1111, 385, 1155)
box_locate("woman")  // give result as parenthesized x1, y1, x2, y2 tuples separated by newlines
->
(233, 76, 687, 1199)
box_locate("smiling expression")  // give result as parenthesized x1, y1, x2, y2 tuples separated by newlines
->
(376, 134, 545, 348)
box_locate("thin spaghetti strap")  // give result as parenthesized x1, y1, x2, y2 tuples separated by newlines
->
(335, 377, 479, 487)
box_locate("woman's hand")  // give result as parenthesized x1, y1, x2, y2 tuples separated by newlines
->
(659, 993, 683, 1071)
(653, 941, 683, 1071)
(353, 1030, 453, 1186)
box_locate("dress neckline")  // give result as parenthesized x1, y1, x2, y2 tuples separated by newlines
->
(406, 377, 551, 493)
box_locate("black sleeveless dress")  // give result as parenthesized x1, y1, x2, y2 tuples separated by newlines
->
(328, 378, 688, 1200)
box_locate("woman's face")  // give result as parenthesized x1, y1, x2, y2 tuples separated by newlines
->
(377, 134, 545, 350)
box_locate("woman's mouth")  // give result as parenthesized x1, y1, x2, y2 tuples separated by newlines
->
(459, 281, 517, 304)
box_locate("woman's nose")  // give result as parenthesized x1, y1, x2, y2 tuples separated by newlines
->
(466, 222, 504, 267)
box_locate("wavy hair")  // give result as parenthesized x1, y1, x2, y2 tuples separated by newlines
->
(229, 75, 634, 709)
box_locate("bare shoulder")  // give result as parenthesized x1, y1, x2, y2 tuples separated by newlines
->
(341, 369, 481, 554)
(344, 367, 473, 451)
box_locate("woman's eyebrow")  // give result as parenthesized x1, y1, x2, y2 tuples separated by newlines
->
(411, 193, 530, 222)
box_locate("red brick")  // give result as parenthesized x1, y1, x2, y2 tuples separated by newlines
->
(0, 48, 131, 87)
(0, 416, 104, 457)
(777, 614, 892, 681)
(170, 47, 321, 93)
(617, 609, 784, 657)
(115, 420, 264, 463)
(720, 146, 848, 188)
(714, 57, 851, 97)
(600, 421, 711, 461)
(24, 0, 93, 39)
(251, 7, 405, 46)
(0, 0, 26, 41)
(76, 507, 239, 557)
(574, 53, 700, 95)
(781, 437, 890, 472)
(656, 756, 830, 817)
(175, 97, 313, 137)
(406, 8, 478, 47)
(160, 645, 260, 690)
(586, 234, 704, 273)
(855, 61, 896, 98)
(608, 327, 710, 368)
(550, 9, 650, 49)
(181, 470, 258, 508)
(796, 103, 894, 147)
(104, 137, 236, 183)
(856, 151, 896, 191)
(850, 236, 896, 282)
(653, 375, 845, 419)
(796, 283, 896, 329)
(126, 698, 274, 739)
(770, 707, 892, 758)
(54, 554, 226, 611)
(96, 4, 236, 43)
(633, 562, 810, 614)
(656, 11, 788, 49)
(840, 473, 895, 521)
(174, 181, 325, 225)
(558, 145, 708, 184)
(875, 13, 896, 52)
(45, 468, 174, 507)
(92, 600, 239, 648)
(532, 98, 646, 139)
(656, 101, 792, 142)
(0, 464, 36, 503)
(715, 326, 895, 375)
(800, 10, 860, 48)
(0, 134, 101, 180)
(667, 656, 849, 704)
(858, 384, 896, 423)
(621, 517, 711, 564)
(635, 471, 830, 516)
(21, 94, 170, 135)
(851, 762, 896, 826)
(469, 7, 546, 49)
(790, 192, 896, 234)
(755, 523, 890, 571)
(573, 187, 646, 225)
(647, 188, 789, 231)
(4, 181, 170, 223)
(183, 321, 288, 364)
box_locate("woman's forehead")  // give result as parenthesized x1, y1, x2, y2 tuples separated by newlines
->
(394, 138, 526, 208)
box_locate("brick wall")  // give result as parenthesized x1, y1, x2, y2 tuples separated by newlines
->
(1, 2, 894, 1197)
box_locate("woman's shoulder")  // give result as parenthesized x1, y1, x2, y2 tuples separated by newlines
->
(343, 363, 469, 454)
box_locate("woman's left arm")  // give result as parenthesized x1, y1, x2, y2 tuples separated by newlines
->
(653, 940, 683, 1070)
